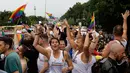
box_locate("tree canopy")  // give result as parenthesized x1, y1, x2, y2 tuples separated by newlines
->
(61, 0, 130, 33)
(0, 10, 46, 26)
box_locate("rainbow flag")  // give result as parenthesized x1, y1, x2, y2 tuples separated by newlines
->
(46, 12, 55, 19)
(17, 34, 23, 43)
(9, 4, 27, 22)
(88, 13, 95, 30)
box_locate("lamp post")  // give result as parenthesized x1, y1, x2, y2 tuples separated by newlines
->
(45, 0, 47, 18)
(34, 6, 36, 16)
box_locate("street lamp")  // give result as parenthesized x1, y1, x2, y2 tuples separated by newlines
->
(45, 0, 47, 18)
(34, 6, 36, 16)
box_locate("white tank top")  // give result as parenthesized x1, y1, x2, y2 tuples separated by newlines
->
(72, 53, 96, 73)
(37, 47, 51, 73)
(49, 50, 65, 73)
(72, 50, 79, 62)
(37, 53, 44, 72)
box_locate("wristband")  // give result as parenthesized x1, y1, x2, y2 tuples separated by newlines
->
(44, 59, 48, 62)
(35, 33, 40, 35)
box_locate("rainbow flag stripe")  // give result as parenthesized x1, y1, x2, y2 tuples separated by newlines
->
(9, 4, 27, 22)
(17, 34, 23, 43)
(46, 12, 55, 19)
(88, 13, 95, 30)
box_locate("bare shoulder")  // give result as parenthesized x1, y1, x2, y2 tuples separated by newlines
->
(63, 50, 71, 60)
(63, 50, 68, 56)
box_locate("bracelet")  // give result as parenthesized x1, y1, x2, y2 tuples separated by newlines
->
(35, 33, 40, 35)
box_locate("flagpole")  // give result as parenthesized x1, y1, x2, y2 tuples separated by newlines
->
(34, 6, 36, 16)
(93, 12, 96, 30)
(16, 18, 20, 25)
(45, 0, 46, 18)
(94, 23, 95, 30)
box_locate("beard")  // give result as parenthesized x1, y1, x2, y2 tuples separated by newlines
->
(116, 58, 122, 64)
(116, 56, 126, 64)
(0, 50, 4, 54)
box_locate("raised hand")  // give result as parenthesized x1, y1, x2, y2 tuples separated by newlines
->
(122, 10, 130, 20)
(35, 24, 42, 34)
(92, 32, 96, 39)
(63, 19, 70, 28)
(37, 25, 41, 30)
(62, 67, 69, 73)
(53, 26, 59, 38)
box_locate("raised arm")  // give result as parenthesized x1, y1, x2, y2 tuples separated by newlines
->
(33, 26, 50, 59)
(83, 32, 91, 57)
(13, 29, 19, 49)
(30, 27, 36, 39)
(89, 31, 99, 52)
(76, 27, 81, 38)
(64, 20, 77, 51)
(53, 25, 60, 39)
(122, 10, 130, 40)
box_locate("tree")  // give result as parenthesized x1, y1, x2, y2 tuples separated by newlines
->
(0, 10, 46, 26)
(61, 2, 84, 24)
(0, 10, 12, 26)
(27, 16, 46, 25)
(68, 18, 75, 25)
(61, 0, 130, 33)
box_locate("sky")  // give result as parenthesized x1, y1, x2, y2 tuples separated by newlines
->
(0, 0, 88, 18)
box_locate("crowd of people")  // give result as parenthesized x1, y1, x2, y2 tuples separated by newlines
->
(0, 10, 129, 73)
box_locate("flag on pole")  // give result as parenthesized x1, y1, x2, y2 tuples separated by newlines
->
(46, 12, 55, 19)
(17, 34, 24, 43)
(88, 13, 95, 30)
(9, 4, 27, 22)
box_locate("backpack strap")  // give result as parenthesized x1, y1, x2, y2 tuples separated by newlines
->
(115, 40, 125, 47)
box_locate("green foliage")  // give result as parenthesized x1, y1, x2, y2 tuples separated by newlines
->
(61, 0, 130, 33)
(28, 16, 38, 25)
(61, 2, 84, 22)
(27, 16, 46, 25)
(68, 18, 75, 25)
(0, 10, 46, 26)
(0, 10, 12, 26)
